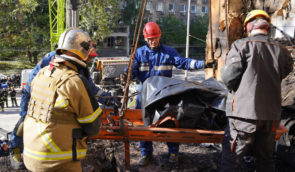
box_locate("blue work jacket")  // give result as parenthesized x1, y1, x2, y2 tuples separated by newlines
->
(133, 44, 204, 83)
(132, 44, 204, 109)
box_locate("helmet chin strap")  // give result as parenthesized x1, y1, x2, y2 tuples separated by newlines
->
(60, 54, 87, 68)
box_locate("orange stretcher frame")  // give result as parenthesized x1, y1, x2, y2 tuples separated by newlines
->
(90, 108, 288, 170)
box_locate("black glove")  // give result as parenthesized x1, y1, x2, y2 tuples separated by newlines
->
(204, 60, 217, 68)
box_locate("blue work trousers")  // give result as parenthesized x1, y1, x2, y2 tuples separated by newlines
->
(139, 141, 179, 156)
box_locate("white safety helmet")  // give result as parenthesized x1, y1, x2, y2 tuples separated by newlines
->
(56, 28, 93, 61)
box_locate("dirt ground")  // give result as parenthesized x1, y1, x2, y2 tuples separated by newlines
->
(83, 140, 223, 172)
(1, 139, 294, 172)
(0, 141, 222, 172)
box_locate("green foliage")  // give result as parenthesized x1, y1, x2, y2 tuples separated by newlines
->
(157, 14, 187, 45)
(79, 0, 121, 41)
(0, 60, 35, 71)
(0, 0, 121, 68)
(0, 0, 50, 64)
(190, 15, 209, 45)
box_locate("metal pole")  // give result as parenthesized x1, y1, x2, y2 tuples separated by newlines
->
(184, 0, 191, 80)
(66, 0, 79, 28)
(66, 0, 72, 28)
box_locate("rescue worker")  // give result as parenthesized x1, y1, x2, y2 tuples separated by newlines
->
(23, 28, 102, 172)
(0, 90, 4, 112)
(10, 87, 18, 107)
(220, 10, 293, 172)
(129, 22, 205, 166)
(9, 40, 112, 170)
(3, 88, 8, 108)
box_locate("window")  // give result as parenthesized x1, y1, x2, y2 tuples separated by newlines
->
(179, 4, 186, 13)
(202, 6, 208, 13)
(168, 3, 175, 12)
(146, 2, 152, 11)
(191, 5, 197, 13)
(157, 2, 164, 12)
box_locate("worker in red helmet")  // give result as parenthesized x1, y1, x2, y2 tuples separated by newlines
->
(130, 21, 205, 166)
(220, 10, 293, 171)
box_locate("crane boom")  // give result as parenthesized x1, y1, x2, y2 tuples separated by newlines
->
(48, 0, 66, 51)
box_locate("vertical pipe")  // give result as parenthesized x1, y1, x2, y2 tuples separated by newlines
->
(66, 0, 72, 28)
(225, 0, 230, 51)
(208, 0, 215, 77)
(185, 0, 191, 80)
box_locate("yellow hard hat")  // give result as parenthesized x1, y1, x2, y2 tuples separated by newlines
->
(244, 10, 270, 28)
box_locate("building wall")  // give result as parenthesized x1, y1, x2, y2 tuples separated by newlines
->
(145, 0, 208, 22)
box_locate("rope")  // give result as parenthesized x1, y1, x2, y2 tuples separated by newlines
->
(119, 0, 148, 119)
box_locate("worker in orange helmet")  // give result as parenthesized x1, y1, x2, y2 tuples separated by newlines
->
(129, 21, 206, 166)
(220, 10, 293, 171)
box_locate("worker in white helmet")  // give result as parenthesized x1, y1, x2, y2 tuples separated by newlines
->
(23, 28, 102, 172)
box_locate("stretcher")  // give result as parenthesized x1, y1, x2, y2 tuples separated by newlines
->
(90, 108, 287, 170)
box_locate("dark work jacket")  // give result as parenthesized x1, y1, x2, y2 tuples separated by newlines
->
(221, 34, 293, 120)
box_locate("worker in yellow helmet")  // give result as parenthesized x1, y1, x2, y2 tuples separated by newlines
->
(23, 28, 102, 172)
(220, 10, 293, 171)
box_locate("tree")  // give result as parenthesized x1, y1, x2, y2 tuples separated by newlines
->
(157, 14, 186, 45)
(0, 0, 121, 65)
(190, 14, 209, 46)
(79, 0, 121, 41)
(0, 0, 50, 64)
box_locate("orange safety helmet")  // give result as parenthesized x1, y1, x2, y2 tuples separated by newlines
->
(143, 22, 161, 39)
(244, 10, 270, 29)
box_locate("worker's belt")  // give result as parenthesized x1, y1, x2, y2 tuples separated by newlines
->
(72, 128, 86, 161)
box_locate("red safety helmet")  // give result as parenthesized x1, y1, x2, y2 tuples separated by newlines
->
(143, 22, 161, 39)
(88, 41, 98, 57)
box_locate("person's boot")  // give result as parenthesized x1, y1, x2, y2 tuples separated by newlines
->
(10, 148, 25, 170)
(168, 153, 178, 164)
(139, 154, 153, 166)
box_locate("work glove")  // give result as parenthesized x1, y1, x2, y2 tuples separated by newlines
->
(98, 92, 122, 108)
(204, 59, 217, 68)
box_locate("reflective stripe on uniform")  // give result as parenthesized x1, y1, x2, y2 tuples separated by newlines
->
(190, 60, 196, 69)
(95, 89, 104, 97)
(38, 124, 62, 153)
(77, 107, 102, 124)
(154, 65, 173, 71)
(24, 147, 86, 161)
(139, 66, 150, 71)
(54, 99, 69, 109)
(139, 63, 149, 71)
